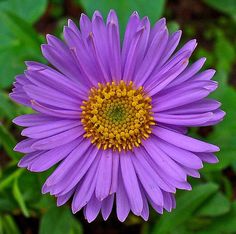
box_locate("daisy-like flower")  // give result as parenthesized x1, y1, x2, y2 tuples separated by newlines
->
(10, 10, 225, 222)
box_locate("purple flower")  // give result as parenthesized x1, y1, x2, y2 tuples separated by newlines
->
(10, 10, 225, 222)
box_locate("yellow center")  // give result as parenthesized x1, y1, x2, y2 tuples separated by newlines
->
(81, 80, 155, 151)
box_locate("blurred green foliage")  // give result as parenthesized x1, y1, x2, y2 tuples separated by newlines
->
(0, 0, 236, 233)
(203, 0, 236, 18)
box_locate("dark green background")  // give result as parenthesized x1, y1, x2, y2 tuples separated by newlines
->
(0, 0, 236, 233)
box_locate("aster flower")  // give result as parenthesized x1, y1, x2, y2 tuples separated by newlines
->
(10, 10, 225, 222)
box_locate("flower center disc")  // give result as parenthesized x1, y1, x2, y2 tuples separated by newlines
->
(81, 80, 155, 151)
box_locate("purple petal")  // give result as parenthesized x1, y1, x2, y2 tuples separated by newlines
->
(154, 112, 213, 126)
(197, 152, 219, 163)
(27, 139, 80, 172)
(163, 99, 221, 115)
(21, 120, 80, 139)
(153, 126, 219, 152)
(110, 151, 119, 194)
(25, 67, 88, 99)
(107, 10, 122, 81)
(122, 21, 149, 82)
(120, 151, 143, 215)
(95, 150, 112, 200)
(72, 155, 100, 213)
(116, 171, 130, 222)
(31, 126, 84, 150)
(152, 88, 210, 112)
(14, 138, 38, 153)
(101, 194, 114, 221)
(132, 151, 164, 206)
(134, 28, 168, 86)
(167, 57, 206, 88)
(56, 188, 75, 206)
(44, 140, 93, 192)
(84, 193, 102, 223)
(157, 139, 203, 169)
(31, 101, 81, 119)
(13, 114, 59, 127)
(143, 139, 187, 181)
(134, 147, 176, 193)
(140, 189, 149, 221)
(23, 84, 81, 110)
(157, 30, 182, 68)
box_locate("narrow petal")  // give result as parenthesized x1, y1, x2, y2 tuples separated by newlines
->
(57, 188, 75, 206)
(107, 10, 122, 81)
(22, 120, 80, 139)
(44, 141, 95, 195)
(18, 151, 41, 167)
(120, 152, 143, 215)
(85, 193, 102, 223)
(110, 151, 119, 194)
(154, 112, 213, 126)
(135, 28, 168, 86)
(152, 88, 210, 112)
(197, 152, 219, 163)
(41, 44, 83, 83)
(132, 152, 164, 206)
(95, 150, 112, 200)
(23, 84, 81, 110)
(157, 139, 203, 169)
(13, 114, 59, 127)
(140, 188, 149, 221)
(134, 147, 176, 193)
(72, 155, 100, 213)
(153, 126, 219, 152)
(163, 191, 174, 212)
(31, 126, 83, 150)
(167, 57, 206, 88)
(101, 194, 114, 221)
(157, 30, 182, 68)
(31, 101, 81, 119)
(122, 22, 149, 82)
(163, 99, 221, 115)
(116, 171, 130, 222)
(25, 67, 87, 99)
(14, 138, 38, 153)
(27, 139, 80, 172)
(143, 139, 187, 181)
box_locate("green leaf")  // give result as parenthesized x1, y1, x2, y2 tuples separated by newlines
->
(197, 192, 230, 217)
(70, 218, 83, 234)
(203, 0, 236, 17)
(18, 171, 43, 205)
(0, 11, 44, 88)
(39, 206, 83, 234)
(214, 31, 235, 72)
(1, 215, 20, 234)
(203, 202, 236, 233)
(0, 0, 48, 23)
(0, 125, 21, 161)
(12, 178, 30, 217)
(78, 0, 166, 34)
(0, 168, 24, 190)
(152, 183, 219, 234)
(0, 91, 17, 119)
(0, 194, 17, 212)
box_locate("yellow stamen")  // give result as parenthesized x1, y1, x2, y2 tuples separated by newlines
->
(80, 80, 155, 151)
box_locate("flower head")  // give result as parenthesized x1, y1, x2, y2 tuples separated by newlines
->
(10, 10, 225, 222)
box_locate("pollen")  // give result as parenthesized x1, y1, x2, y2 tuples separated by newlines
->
(81, 80, 155, 151)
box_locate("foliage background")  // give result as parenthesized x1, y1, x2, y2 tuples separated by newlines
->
(0, 0, 236, 233)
